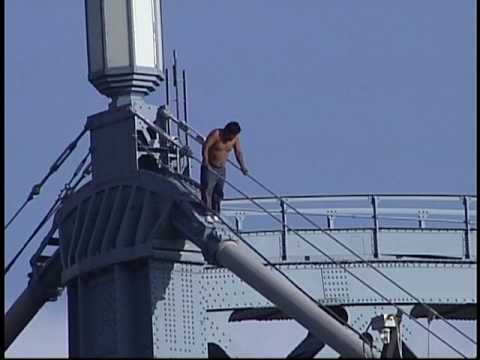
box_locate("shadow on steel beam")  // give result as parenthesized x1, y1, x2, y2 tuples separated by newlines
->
(208, 342, 230, 359)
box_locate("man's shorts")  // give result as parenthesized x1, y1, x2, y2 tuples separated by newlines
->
(200, 164, 226, 200)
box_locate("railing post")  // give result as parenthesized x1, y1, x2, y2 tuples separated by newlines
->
(371, 195, 379, 258)
(417, 209, 428, 229)
(463, 196, 471, 259)
(280, 199, 287, 261)
(234, 212, 245, 232)
(327, 209, 336, 229)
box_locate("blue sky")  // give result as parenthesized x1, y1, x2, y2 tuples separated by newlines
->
(5, 0, 476, 357)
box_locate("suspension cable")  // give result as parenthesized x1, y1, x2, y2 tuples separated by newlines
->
(5, 152, 91, 275)
(136, 112, 470, 358)
(5, 200, 61, 275)
(155, 108, 477, 346)
(63, 150, 92, 194)
(5, 127, 88, 231)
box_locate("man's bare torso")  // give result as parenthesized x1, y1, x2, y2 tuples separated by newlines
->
(206, 129, 238, 168)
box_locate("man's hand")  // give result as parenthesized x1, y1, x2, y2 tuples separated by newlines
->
(241, 167, 249, 176)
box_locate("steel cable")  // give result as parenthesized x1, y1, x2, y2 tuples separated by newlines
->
(5, 128, 87, 231)
(136, 112, 470, 358)
(157, 108, 477, 346)
(5, 152, 91, 276)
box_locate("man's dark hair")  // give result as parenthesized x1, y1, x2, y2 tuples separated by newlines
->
(224, 121, 241, 135)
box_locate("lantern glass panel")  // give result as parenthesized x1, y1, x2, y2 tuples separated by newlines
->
(154, 0, 164, 70)
(132, 0, 156, 67)
(103, 0, 130, 68)
(86, 0, 104, 73)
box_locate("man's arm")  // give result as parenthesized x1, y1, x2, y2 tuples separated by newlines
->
(234, 137, 248, 175)
(202, 130, 218, 168)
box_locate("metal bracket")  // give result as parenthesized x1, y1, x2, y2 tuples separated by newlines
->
(234, 211, 246, 231)
(171, 199, 238, 264)
(371, 313, 403, 358)
(417, 209, 429, 228)
(326, 209, 337, 229)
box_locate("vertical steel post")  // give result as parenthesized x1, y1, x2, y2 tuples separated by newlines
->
(418, 210, 426, 229)
(417, 209, 428, 229)
(234, 212, 245, 232)
(327, 216, 333, 229)
(371, 196, 379, 258)
(173, 50, 181, 173)
(234, 214, 241, 232)
(182, 69, 191, 177)
(164, 67, 172, 170)
(327, 210, 335, 230)
(173, 50, 180, 124)
(165, 68, 170, 106)
(280, 199, 287, 261)
(463, 196, 471, 259)
(235, 217, 241, 232)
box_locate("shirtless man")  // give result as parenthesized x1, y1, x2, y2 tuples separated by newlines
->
(201, 121, 248, 222)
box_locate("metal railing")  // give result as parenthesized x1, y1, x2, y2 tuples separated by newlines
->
(135, 107, 477, 353)
(222, 194, 477, 260)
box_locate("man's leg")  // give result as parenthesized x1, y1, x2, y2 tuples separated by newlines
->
(212, 189, 221, 213)
(201, 165, 222, 222)
(201, 189, 211, 210)
(212, 166, 226, 215)
(200, 165, 214, 211)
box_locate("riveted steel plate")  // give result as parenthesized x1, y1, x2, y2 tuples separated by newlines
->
(203, 261, 476, 309)
(150, 260, 207, 357)
(379, 230, 464, 257)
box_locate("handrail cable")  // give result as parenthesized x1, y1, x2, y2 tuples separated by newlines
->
(5, 151, 91, 275)
(224, 194, 476, 201)
(136, 112, 470, 357)
(153, 108, 477, 345)
(221, 206, 476, 225)
(5, 127, 88, 231)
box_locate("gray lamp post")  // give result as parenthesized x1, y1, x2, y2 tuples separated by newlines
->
(85, 0, 164, 107)
(82, 0, 168, 183)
